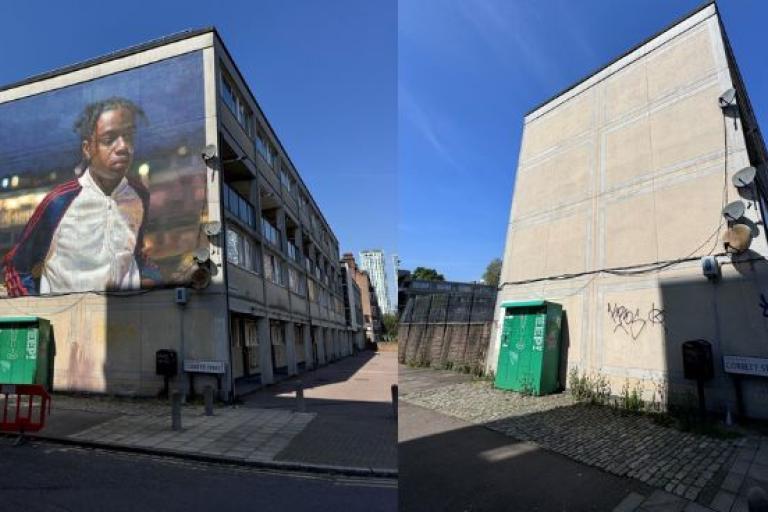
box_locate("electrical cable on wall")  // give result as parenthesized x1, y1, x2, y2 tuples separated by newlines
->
(499, 90, 751, 289)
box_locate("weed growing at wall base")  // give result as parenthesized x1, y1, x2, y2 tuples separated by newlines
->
(568, 367, 610, 406)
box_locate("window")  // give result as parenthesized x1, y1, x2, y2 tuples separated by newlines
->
(270, 323, 284, 346)
(220, 72, 253, 136)
(287, 242, 303, 263)
(255, 132, 275, 167)
(288, 267, 305, 294)
(264, 252, 284, 286)
(279, 167, 292, 192)
(308, 279, 316, 302)
(226, 228, 260, 273)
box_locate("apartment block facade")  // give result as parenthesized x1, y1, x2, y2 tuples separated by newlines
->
(489, 3, 768, 418)
(0, 28, 350, 398)
(342, 253, 382, 343)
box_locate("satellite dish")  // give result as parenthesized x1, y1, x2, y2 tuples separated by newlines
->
(189, 266, 212, 290)
(193, 247, 211, 263)
(722, 200, 745, 222)
(718, 88, 737, 109)
(204, 221, 222, 236)
(732, 166, 756, 188)
(723, 223, 752, 253)
(201, 145, 217, 161)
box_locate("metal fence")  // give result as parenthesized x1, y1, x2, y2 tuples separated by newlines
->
(398, 291, 496, 374)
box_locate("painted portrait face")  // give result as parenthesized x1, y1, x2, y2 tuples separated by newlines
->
(82, 107, 136, 189)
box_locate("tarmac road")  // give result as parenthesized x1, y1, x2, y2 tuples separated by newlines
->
(399, 366, 652, 512)
(0, 438, 396, 512)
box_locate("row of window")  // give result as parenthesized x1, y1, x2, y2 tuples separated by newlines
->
(228, 227, 313, 296)
(224, 182, 337, 280)
(220, 70, 338, 259)
(220, 70, 343, 295)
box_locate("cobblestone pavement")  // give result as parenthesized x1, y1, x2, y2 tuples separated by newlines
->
(68, 405, 315, 462)
(402, 378, 740, 504)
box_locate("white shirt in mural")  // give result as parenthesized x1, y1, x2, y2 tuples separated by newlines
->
(40, 168, 144, 293)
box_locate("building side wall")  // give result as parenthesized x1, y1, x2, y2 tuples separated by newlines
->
(490, 7, 768, 418)
(0, 34, 232, 396)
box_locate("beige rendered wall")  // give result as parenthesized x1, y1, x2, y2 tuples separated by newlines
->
(2, 290, 227, 396)
(490, 5, 768, 418)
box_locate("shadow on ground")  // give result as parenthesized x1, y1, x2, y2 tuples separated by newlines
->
(399, 400, 652, 512)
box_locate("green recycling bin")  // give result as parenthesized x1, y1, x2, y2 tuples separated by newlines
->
(0, 317, 54, 388)
(495, 301, 562, 396)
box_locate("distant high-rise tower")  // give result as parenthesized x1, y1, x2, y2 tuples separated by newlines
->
(392, 254, 400, 311)
(359, 250, 392, 314)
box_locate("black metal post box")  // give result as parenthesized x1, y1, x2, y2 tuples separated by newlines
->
(682, 340, 714, 381)
(156, 349, 178, 377)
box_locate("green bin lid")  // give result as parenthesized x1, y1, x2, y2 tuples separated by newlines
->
(500, 300, 547, 309)
(0, 316, 41, 323)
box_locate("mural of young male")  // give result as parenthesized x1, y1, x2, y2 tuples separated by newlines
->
(3, 97, 160, 296)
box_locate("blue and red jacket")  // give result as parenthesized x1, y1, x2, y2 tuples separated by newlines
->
(3, 178, 159, 296)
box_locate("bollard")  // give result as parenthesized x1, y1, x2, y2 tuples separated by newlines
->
(204, 386, 214, 416)
(296, 380, 306, 413)
(748, 486, 768, 512)
(391, 384, 398, 420)
(171, 391, 182, 431)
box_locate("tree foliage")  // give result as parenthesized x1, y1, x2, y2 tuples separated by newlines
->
(412, 267, 445, 281)
(382, 313, 399, 341)
(482, 258, 502, 287)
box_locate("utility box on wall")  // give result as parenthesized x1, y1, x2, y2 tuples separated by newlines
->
(495, 301, 562, 396)
(0, 317, 54, 389)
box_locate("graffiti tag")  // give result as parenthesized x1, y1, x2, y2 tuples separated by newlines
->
(607, 303, 665, 341)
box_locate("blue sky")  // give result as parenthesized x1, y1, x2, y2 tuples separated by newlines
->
(0, 0, 398, 300)
(400, 0, 768, 282)
(3, 2, 768, 295)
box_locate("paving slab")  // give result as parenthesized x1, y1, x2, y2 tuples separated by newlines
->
(2, 350, 395, 478)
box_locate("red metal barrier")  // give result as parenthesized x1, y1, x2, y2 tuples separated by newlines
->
(0, 384, 52, 433)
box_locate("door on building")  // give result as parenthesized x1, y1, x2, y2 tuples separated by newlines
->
(243, 319, 259, 376)
(270, 321, 287, 375)
(230, 316, 245, 379)
(295, 324, 306, 369)
(231, 315, 260, 379)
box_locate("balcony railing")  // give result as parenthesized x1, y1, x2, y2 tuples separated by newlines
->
(223, 183, 256, 229)
(287, 242, 302, 264)
(261, 218, 281, 248)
